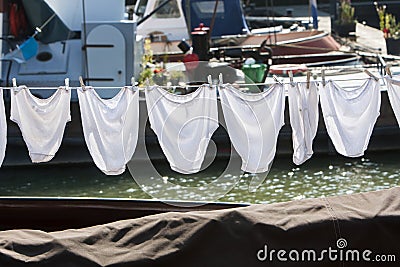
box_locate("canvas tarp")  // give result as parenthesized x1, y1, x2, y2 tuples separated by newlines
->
(0, 187, 400, 266)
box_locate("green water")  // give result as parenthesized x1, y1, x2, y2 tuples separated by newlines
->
(0, 151, 399, 204)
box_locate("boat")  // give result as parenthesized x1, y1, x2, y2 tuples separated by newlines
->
(135, 0, 344, 65)
(0, 187, 399, 266)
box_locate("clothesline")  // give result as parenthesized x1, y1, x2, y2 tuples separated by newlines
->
(0, 78, 389, 90)
(2, 71, 395, 90)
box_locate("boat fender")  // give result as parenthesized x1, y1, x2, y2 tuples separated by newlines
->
(183, 53, 200, 71)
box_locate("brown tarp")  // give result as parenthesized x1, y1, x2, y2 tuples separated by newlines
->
(1, 187, 400, 266)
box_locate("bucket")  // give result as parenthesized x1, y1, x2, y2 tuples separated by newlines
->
(242, 63, 267, 83)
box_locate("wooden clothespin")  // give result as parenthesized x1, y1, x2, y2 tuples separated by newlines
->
(207, 75, 213, 86)
(321, 69, 326, 87)
(79, 76, 87, 90)
(64, 78, 70, 91)
(306, 71, 311, 89)
(272, 75, 282, 85)
(385, 65, 393, 78)
(12, 78, 17, 87)
(288, 70, 294, 87)
(364, 69, 379, 81)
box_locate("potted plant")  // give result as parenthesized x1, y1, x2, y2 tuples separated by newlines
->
(333, 0, 356, 37)
(375, 2, 400, 55)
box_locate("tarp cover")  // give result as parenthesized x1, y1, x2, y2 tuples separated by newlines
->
(1, 187, 400, 266)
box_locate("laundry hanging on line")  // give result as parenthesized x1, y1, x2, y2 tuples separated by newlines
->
(0, 75, 395, 174)
(219, 83, 285, 173)
(319, 78, 381, 157)
(385, 75, 400, 127)
(145, 84, 219, 174)
(287, 81, 319, 165)
(10, 86, 71, 163)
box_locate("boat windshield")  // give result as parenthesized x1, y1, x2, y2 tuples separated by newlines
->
(154, 0, 180, 18)
(192, 1, 224, 18)
(135, 0, 148, 19)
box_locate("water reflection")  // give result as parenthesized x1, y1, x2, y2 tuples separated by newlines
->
(0, 151, 399, 204)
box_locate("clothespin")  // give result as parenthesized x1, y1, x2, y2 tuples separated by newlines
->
(219, 73, 223, 85)
(364, 69, 379, 82)
(79, 76, 87, 90)
(321, 69, 326, 87)
(207, 75, 212, 87)
(145, 78, 150, 88)
(288, 70, 294, 87)
(272, 75, 282, 85)
(12, 78, 17, 87)
(64, 78, 70, 91)
(131, 77, 136, 86)
(386, 65, 393, 78)
(306, 71, 311, 89)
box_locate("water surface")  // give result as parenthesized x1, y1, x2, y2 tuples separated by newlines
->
(0, 151, 399, 204)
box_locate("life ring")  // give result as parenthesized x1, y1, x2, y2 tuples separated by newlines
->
(269, 64, 308, 76)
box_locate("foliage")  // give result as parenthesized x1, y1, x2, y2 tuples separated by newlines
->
(338, 0, 355, 25)
(375, 2, 400, 39)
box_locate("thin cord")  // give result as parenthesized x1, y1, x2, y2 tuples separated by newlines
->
(81, 0, 89, 86)
(1, 76, 391, 90)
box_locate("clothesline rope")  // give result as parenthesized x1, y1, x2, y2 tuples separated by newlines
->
(2, 74, 396, 90)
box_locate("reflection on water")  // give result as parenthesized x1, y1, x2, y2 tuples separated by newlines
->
(0, 151, 399, 204)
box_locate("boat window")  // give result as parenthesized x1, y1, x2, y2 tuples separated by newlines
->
(154, 0, 180, 18)
(135, 0, 148, 19)
(192, 1, 225, 18)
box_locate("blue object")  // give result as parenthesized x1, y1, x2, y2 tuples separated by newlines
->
(20, 37, 39, 61)
(182, 0, 250, 38)
(310, 0, 318, 29)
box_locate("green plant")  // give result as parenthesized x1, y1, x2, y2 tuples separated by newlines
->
(375, 2, 400, 39)
(338, 0, 355, 25)
(138, 38, 154, 86)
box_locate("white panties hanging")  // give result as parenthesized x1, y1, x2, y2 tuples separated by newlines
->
(0, 89, 6, 167)
(287, 81, 319, 165)
(11, 86, 71, 163)
(319, 78, 381, 157)
(78, 87, 139, 175)
(385, 75, 400, 126)
(219, 84, 285, 173)
(145, 85, 219, 174)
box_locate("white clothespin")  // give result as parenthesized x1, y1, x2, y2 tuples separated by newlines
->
(321, 69, 326, 87)
(130, 77, 137, 91)
(219, 73, 223, 85)
(12, 78, 17, 87)
(386, 65, 393, 78)
(63, 78, 70, 91)
(145, 78, 150, 88)
(288, 70, 294, 87)
(207, 75, 213, 87)
(364, 69, 379, 82)
(79, 76, 87, 90)
(306, 71, 311, 89)
(272, 75, 282, 85)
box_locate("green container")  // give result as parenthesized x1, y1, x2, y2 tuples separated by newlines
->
(242, 63, 267, 83)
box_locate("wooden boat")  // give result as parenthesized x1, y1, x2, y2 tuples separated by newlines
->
(136, 0, 342, 64)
